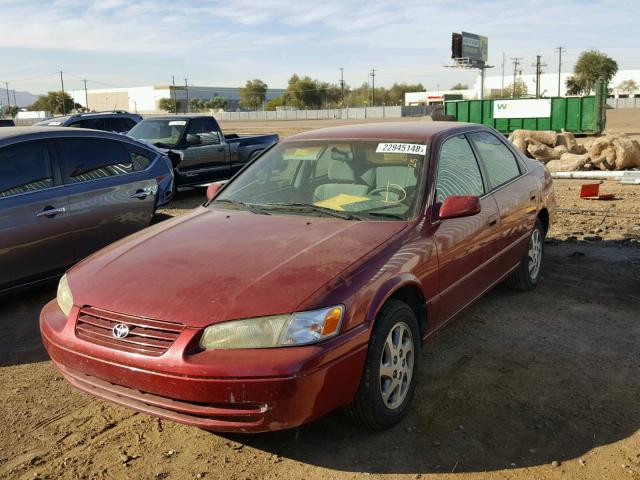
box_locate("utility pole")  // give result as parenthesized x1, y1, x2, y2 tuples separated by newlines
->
(184, 78, 189, 113)
(339, 67, 345, 105)
(555, 46, 566, 96)
(501, 52, 506, 96)
(82, 79, 89, 111)
(12, 89, 17, 109)
(370, 68, 376, 106)
(4, 82, 10, 109)
(510, 57, 522, 98)
(171, 75, 177, 114)
(531, 55, 548, 98)
(59, 70, 66, 115)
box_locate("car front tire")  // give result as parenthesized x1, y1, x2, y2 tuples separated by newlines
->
(344, 299, 420, 430)
(505, 218, 545, 291)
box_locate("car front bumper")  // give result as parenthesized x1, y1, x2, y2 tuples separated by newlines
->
(40, 300, 369, 432)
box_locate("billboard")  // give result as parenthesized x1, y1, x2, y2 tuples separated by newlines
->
(493, 99, 552, 119)
(452, 32, 488, 66)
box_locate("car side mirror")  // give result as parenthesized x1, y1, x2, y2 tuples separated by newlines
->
(206, 182, 223, 201)
(438, 195, 481, 220)
(186, 134, 202, 146)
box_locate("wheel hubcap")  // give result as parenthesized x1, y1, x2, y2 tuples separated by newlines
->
(379, 322, 414, 410)
(528, 228, 542, 280)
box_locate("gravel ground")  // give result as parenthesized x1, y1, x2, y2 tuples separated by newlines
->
(1, 112, 639, 480)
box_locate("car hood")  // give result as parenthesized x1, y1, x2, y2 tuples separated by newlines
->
(68, 207, 408, 328)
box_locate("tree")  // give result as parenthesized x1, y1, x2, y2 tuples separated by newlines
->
(2, 105, 19, 117)
(29, 91, 78, 114)
(158, 97, 177, 113)
(286, 74, 322, 109)
(265, 96, 285, 111)
(239, 79, 267, 110)
(568, 49, 618, 95)
(450, 83, 468, 90)
(386, 83, 425, 105)
(189, 98, 205, 112)
(617, 79, 639, 95)
(205, 97, 227, 110)
(503, 79, 529, 98)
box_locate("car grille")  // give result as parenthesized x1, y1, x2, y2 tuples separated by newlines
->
(75, 306, 184, 356)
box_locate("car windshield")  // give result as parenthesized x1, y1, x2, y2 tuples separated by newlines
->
(128, 119, 187, 149)
(213, 140, 429, 221)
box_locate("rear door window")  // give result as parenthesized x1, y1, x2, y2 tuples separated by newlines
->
(0, 141, 54, 197)
(435, 135, 485, 203)
(68, 118, 105, 130)
(104, 117, 126, 132)
(468, 131, 522, 189)
(59, 138, 134, 183)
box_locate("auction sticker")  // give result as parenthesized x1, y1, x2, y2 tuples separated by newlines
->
(376, 143, 426, 155)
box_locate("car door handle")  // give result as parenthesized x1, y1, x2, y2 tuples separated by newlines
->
(130, 186, 157, 199)
(36, 206, 66, 218)
(488, 214, 498, 227)
(529, 191, 537, 201)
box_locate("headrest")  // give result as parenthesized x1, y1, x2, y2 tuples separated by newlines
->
(328, 159, 355, 182)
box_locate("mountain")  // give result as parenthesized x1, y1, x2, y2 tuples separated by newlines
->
(0, 90, 39, 108)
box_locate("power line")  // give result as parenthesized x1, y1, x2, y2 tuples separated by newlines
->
(532, 55, 548, 98)
(370, 68, 376, 106)
(510, 57, 522, 98)
(555, 46, 566, 96)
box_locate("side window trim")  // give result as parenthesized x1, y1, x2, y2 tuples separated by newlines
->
(0, 139, 59, 198)
(55, 137, 135, 185)
(467, 130, 525, 193)
(433, 133, 487, 207)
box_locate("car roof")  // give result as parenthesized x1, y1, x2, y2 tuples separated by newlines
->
(139, 115, 212, 121)
(0, 126, 151, 148)
(285, 121, 484, 143)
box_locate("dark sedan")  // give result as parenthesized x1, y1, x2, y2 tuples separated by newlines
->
(0, 127, 174, 293)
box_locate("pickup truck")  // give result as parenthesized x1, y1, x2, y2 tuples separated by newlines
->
(127, 115, 278, 189)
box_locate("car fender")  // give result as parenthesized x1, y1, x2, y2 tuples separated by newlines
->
(363, 273, 426, 332)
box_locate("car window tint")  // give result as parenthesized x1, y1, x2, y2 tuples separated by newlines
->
(104, 117, 125, 132)
(469, 131, 521, 189)
(130, 150, 152, 171)
(60, 139, 133, 183)
(121, 118, 137, 130)
(71, 118, 105, 130)
(0, 142, 53, 197)
(186, 118, 220, 145)
(436, 135, 484, 203)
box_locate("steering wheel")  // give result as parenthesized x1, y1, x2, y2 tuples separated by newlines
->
(368, 183, 407, 203)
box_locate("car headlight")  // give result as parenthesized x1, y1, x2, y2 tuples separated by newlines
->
(57, 274, 74, 317)
(199, 305, 344, 349)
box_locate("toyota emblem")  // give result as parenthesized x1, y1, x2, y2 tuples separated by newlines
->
(112, 324, 130, 339)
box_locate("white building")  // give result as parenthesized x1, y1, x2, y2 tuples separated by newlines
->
(472, 69, 640, 98)
(405, 89, 476, 106)
(68, 85, 286, 113)
(405, 69, 640, 105)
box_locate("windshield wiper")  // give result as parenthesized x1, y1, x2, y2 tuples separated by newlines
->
(363, 212, 405, 220)
(260, 202, 361, 221)
(213, 199, 271, 215)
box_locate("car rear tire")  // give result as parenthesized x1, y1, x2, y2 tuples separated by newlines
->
(343, 300, 420, 430)
(505, 218, 545, 291)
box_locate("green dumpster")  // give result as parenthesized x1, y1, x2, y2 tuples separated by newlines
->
(444, 80, 607, 134)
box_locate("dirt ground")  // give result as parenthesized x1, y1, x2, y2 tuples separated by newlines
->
(1, 111, 639, 480)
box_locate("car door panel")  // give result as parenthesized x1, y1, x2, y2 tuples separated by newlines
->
(0, 140, 75, 288)
(468, 131, 538, 274)
(56, 137, 156, 262)
(426, 134, 502, 328)
(177, 118, 230, 181)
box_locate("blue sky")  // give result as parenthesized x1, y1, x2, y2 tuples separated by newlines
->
(1, 0, 639, 94)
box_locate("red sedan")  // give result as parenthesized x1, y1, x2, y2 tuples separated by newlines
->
(41, 122, 555, 432)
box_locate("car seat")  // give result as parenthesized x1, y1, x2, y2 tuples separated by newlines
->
(361, 165, 418, 201)
(313, 159, 370, 201)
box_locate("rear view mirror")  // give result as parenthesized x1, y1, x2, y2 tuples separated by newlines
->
(206, 182, 223, 201)
(439, 195, 481, 220)
(186, 134, 202, 146)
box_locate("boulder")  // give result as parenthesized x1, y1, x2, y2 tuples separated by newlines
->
(545, 152, 590, 172)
